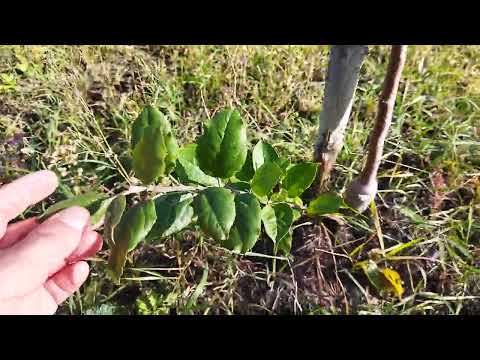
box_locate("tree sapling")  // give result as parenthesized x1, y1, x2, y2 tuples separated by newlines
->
(314, 45, 369, 191)
(344, 45, 408, 212)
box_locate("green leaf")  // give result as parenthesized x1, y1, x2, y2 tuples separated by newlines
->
(184, 265, 209, 315)
(0, 73, 16, 92)
(131, 106, 164, 148)
(103, 195, 126, 249)
(359, 260, 385, 292)
(175, 144, 218, 186)
(399, 207, 430, 227)
(251, 162, 284, 198)
(196, 109, 248, 179)
(292, 208, 302, 222)
(282, 162, 318, 198)
(261, 205, 276, 241)
(89, 197, 114, 226)
(136, 290, 178, 315)
(277, 232, 293, 255)
(40, 191, 107, 221)
(228, 181, 251, 192)
(271, 189, 289, 203)
(225, 193, 262, 253)
(270, 189, 303, 207)
(193, 187, 236, 242)
(131, 106, 179, 184)
(235, 149, 255, 181)
(122, 201, 157, 252)
(292, 197, 303, 207)
(307, 193, 343, 216)
(107, 200, 157, 284)
(272, 203, 294, 243)
(147, 193, 194, 242)
(261, 203, 293, 243)
(275, 157, 291, 172)
(252, 141, 279, 170)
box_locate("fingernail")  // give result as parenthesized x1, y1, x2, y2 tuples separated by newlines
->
(56, 206, 90, 231)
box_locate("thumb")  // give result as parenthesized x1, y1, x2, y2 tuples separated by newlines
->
(0, 206, 89, 300)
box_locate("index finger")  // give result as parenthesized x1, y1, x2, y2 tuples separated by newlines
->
(0, 171, 58, 232)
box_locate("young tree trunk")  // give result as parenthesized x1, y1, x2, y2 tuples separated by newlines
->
(344, 45, 408, 212)
(313, 45, 368, 192)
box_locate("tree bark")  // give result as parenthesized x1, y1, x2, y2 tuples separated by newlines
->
(344, 45, 408, 212)
(313, 45, 368, 192)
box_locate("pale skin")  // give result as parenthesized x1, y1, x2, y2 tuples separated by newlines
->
(0, 170, 103, 315)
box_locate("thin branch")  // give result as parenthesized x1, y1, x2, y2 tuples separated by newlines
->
(360, 45, 408, 185)
(344, 45, 408, 212)
(121, 184, 202, 196)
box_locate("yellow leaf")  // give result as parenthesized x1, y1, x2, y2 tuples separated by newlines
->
(380, 268, 404, 298)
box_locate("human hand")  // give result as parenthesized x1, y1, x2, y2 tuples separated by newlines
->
(0, 171, 102, 315)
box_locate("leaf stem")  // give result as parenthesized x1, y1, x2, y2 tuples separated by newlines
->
(121, 184, 203, 196)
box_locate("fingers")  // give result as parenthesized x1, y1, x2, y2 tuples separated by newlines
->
(0, 170, 58, 236)
(0, 261, 89, 314)
(0, 286, 58, 315)
(0, 218, 39, 249)
(0, 206, 89, 299)
(1, 219, 103, 258)
(68, 230, 103, 263)
(44, 261, 90, 305)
